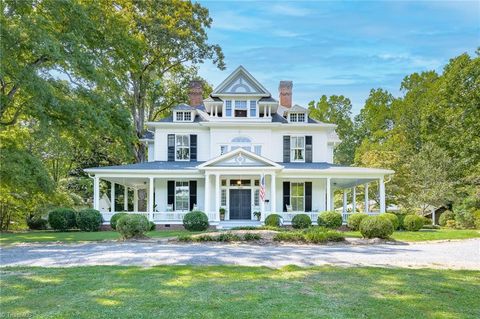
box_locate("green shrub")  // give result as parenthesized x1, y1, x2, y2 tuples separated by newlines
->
(347, 213, 368, 231)
(403, 215, 424, 231)
(359, 216, 394, 239)
(76, 209, 103, 232)
(183, 211, 209, 231)
(317, 211, 342, 229)
(231, 226, 259, 230)
(454, 210, 475, 229)
(273, 227, 344, 244)
(422, 224, 440, 230)
(243, 233, 261, 241)
(216, 232, 241, 242)
(116, 214, 150, 239)
(473, 210, 480, 229)
(110, 213, 128, 230)
(195, 234, 215, 242)
(48, 208, 77, 231)
(26, 215, 48, 230)
(273, 232, 305, 242)
(178, 235, 193, 242)
(149, 221, 156, 231)
(291, 214, 311, 229)
(439, 210, 455, 226)
(445, 220, 457, 229)
(393, 211, 412, 230)
(379, 213, 399, 230)
(265, 214, 282, 227)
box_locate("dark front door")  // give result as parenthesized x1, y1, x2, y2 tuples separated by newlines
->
(229, 189, 251, 219)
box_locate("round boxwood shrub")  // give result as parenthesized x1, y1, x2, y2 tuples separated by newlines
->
(292, 214, 311, 229)
(48, 208, 77, 231)
(317, 211, 342, 229)
(183, 210, 209, 231)
(379, 213, 399, 230)
(110, 212, 128, 230)
(347, 213, 368, 231)
(149, 221, 156, 231)
(265, 214, 282, 227)
(439, 210, 455, 226)
(116, 214, 150, 239)
(359, 216, 394, 239)
(403, 214, 424, 231)
(76, 209, 103, 232)
(26, 215, 48, 230)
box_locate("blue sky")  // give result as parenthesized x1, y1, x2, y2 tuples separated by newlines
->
(197, 0, 480, 114)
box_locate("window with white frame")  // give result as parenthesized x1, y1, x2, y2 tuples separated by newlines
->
(225, 100, 232, 117)
(254, 189, 260, 206)
(175, 111, 192, 122)
(291, 136, 305, 162)
(235, 100, 247, 117)
(250, 100, 257, 117)
(175, 181, 189, 211)
(291, 182, 304, 211)
(289, 113, 305, 123)
(221, 189, 227, 206)
(254, 145, 261, 155)
(175, 135, 190, 160)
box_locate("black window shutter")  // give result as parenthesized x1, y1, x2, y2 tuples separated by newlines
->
(283, 182, 290, 212)
(283, 136, 290, 163)
(189, 181, 197, 211)
(190, 135, 197, 161)
(305, 182, 312, 212)
(167, 180, 175, 210)
(305, 136, 313, 163)
(167, 134, 175, 161)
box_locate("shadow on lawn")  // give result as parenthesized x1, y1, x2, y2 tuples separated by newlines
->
(1, 266, 479, 318)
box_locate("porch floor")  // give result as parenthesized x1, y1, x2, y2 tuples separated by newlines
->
(217, 220, 262, 230)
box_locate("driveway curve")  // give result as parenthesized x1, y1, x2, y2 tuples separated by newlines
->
(1, 239, 479, 269)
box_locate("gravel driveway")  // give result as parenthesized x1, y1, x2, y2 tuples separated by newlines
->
(1, 239, 479, 269)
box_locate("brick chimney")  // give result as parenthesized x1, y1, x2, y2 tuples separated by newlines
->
(188, 80, 203, 107)
(279, 81, 293, 108)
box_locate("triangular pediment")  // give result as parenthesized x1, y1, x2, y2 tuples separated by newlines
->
(197, 148, 282, 169)
(212, 66, 271, 96)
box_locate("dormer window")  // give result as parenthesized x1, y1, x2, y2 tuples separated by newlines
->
(175, 111, 192, 122)
(289, 113, 305, 123)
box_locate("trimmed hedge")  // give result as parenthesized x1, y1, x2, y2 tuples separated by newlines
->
(379, 213, 399, 230)
(110, 213, 128, 230)
(76, 209, 103, 232)
(403, 214, 424, 231)
(265, 214, 282, 227)
(359, 216, 394, 239)
(273, 227, 345, 244)
(291, 214, 311, 229)
(317, 211, 342, 229)
(183, 211, 209, 231)
(439, 210, 455, 226)
(116, 214, 150, 239)
(48, 208, 77, 231)
(26, 216, 48, 230)
(347, 213, 368, 231)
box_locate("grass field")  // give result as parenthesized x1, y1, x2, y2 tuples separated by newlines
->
(343, 228, 480, 242)
(0, 230, 199, 246)
(0, 266, 478, 319)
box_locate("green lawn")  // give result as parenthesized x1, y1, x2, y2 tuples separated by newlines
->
(0, 266, 478, 319)
(343, 228, 480, 242)
(0, 230, 199, 246)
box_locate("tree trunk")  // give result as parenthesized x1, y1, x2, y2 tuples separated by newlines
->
(130, 74, 147, 163)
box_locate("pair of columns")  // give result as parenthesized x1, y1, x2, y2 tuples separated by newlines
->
(339, 178, 386, 214)
(262, 105, 272, 118)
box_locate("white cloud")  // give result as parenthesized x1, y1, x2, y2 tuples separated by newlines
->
(271, 3, 310, 17)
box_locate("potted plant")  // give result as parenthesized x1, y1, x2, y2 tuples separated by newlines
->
(219, 207, 226, 221)
(253, 211, 261, 221)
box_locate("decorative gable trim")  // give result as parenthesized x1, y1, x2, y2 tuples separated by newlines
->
(197, 148, 283, 169)
(212, 66, 270, 97)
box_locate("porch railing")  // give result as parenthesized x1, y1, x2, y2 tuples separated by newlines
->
(101, 211, 218, 223)
(266, 211, 381, 224)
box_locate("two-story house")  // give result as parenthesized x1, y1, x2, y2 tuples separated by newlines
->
(85, 66, 394, 227)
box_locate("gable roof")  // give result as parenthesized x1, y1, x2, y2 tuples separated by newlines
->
(197, 148, 283, 169)
(211, 66, 271, 97)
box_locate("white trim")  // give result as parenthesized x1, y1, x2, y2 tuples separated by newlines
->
(212, 66, 271, 97)
(197, 148, 283, 169)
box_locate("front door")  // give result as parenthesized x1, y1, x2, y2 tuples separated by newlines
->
(229, 189, 251, 219)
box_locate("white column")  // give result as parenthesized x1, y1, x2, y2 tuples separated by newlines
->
(379, 178, 386, 213)
(342, 190, 347, 213)
(326, 177, 332, 211)
(352, 187, 356, 213)
(260, 174, 265, 221)
(432, 210, 436, 225)
(93, 176, 100, 210)
(270, 173, 276, 214)
(123, 185, 128, 211)
(148, 177, 154, 220)
(215, 174, 220, 221)
(204, 174, 210, 215)
(133, 188, 138, 212)
(268, 105, 272, 117)
(364, 183, 369, 214)
(110, 182, 115, 213)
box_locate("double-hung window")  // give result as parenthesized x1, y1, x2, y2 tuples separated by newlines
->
(175, 181, 189, 211)
(225, 100, 232, 117)
(291, 136, 305, 162)
(250, 100, 257, 117)
(291, 182, 304, 211)
(175, 111, 192, 122)
(175, 135, 190, 160)
(289, 113, 305, 122)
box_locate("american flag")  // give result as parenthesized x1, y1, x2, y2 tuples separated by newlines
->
(259, 175, 266, 202)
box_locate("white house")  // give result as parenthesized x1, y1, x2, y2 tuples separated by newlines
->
(85, 66, 394, 227)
